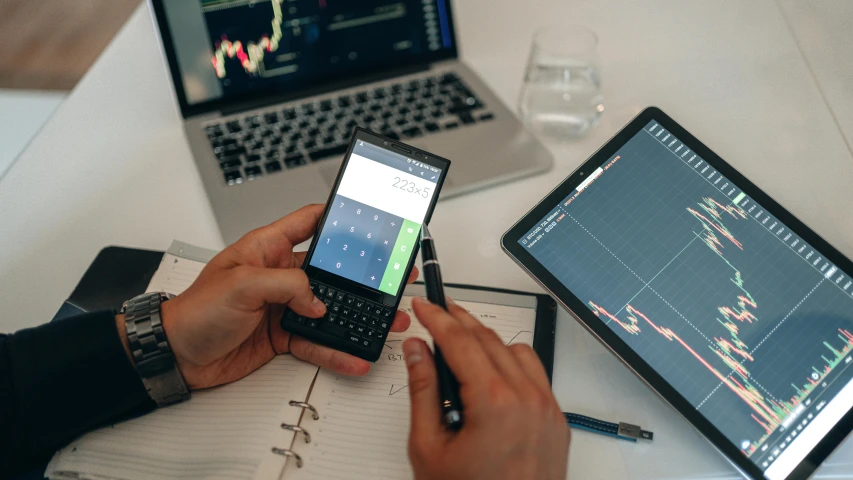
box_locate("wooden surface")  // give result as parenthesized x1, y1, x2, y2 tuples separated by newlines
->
(0, 0, 139, 90)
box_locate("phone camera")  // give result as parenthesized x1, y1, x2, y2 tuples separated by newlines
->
(580, 172, 585, 176)
(383, 141, 388, 146)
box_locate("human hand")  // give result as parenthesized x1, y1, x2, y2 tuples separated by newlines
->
(403, 297, 570, 480)
(153, 205, 418, 390)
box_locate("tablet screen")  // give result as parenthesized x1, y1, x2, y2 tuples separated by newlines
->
(519, 120, 853, 479)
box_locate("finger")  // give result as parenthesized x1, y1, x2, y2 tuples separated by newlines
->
(293, 251, 308, 268)
(446, 300, 477, 327)
(225, 205, 324, 269)
(403, 338, 446, 445)
(471, 325, 532, 394)
(234, 266, 325, 318)
(411, 297, 498, 385)
(444, 302, 530, 393)
(267, 204, 325, 246)
(407, 266, 419, 284)
(509, 343, 552, 393)
(390, 310, 411, 333)
(289, 335, 370, 376)
(240, 205, 324, 268)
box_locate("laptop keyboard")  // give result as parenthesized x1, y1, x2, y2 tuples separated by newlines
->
(204, 72, 494, 186)
(283, 280, 395, 350)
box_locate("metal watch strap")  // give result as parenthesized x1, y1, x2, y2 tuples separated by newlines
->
(123, 293, 191, 407)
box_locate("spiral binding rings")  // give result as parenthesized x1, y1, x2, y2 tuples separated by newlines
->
(289, 400, 320, 420)
(281, 423, 311, 443)
(270, 401, 318, 468)
(271, 447, 303, 468)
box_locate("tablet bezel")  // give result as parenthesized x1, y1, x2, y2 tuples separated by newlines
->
(502, 106, 853, 480)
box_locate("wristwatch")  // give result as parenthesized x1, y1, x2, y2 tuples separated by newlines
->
(121, 292, 191, 407)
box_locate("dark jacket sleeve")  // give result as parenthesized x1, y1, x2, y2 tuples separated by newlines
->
(0, 311, 156, 477)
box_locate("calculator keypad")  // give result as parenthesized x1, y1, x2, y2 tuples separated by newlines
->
(308, 195, 403, 291)
(286, 280, 393, 350)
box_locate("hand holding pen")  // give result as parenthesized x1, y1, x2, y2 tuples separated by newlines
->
(401, 293, 570, 480)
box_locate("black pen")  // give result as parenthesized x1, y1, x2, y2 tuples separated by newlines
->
(419, 224, 463, 429)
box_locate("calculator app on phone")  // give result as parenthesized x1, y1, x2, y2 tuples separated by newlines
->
(309, 140, 443, 296)
(283, 129, 449, 361)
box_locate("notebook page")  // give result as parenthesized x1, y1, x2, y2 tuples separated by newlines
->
(46, 355, 318, 480)
(146, 252, 208, 295)
(284, 296, 537, 480)
(47, 244, 320, 480)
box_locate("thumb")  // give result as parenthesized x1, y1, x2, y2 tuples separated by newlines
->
(403, 338, 444, 451)
(233, 266, 325, 318)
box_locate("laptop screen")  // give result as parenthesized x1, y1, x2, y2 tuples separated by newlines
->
(158, 0, 456, 109)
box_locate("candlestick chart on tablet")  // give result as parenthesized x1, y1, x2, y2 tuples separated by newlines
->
(520, 121, 853, 472)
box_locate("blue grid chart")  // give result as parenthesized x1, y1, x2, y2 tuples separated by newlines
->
(522, 125, 853, 455)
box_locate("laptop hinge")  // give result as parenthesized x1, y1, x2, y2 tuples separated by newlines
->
(220, 63, 432, 117)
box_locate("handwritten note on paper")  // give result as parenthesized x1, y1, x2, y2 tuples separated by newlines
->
(285, 297, 537, 480)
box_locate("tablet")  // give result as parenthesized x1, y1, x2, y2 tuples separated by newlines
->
(502, 107, 853, 480)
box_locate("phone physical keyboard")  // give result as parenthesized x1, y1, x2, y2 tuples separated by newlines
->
(204, 72, 493, 186)
(283, 280, 395, 351)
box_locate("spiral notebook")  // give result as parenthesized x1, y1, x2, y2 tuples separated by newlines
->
(46, 241, 556, 480)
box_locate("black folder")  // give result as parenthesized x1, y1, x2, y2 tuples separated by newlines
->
(52, 246, 164, 322)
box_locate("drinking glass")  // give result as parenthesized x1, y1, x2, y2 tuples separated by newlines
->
(518, 26, 603, 140)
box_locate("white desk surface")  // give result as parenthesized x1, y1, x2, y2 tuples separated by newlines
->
(776, 0, 853, 157)
(2, 0, 853, 478)
(0, 90, 65, 179)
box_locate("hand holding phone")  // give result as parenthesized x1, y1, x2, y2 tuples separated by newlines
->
(281, 129, 451, 361)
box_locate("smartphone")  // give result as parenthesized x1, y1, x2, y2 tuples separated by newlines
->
(281, 128, 451, 361)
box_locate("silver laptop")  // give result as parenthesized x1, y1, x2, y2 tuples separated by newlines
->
(150, 0, 553, 243)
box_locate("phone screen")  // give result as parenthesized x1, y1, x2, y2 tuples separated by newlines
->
(308, 139, 446, 296)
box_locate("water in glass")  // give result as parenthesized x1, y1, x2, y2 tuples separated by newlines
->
(519, 26, 603, 140)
